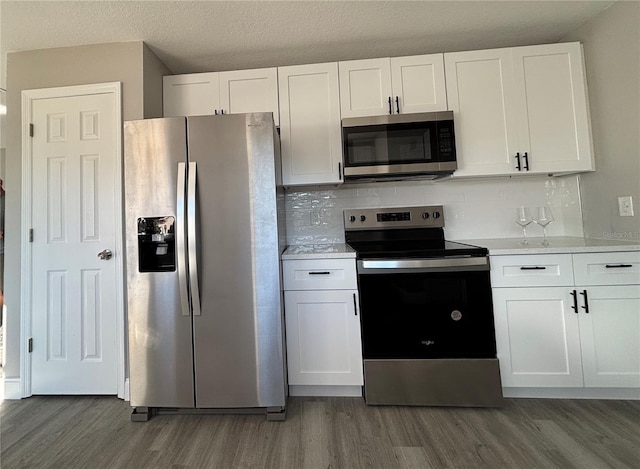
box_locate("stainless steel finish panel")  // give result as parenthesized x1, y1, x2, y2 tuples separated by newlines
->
(124, 118, 195, 408)
(342, 110, 454, 128)
(358, 257, 489, 272)
(344, 205, 444, 230)
(176, 162, 189, 316)
(186, 162, 201, 316)
(187, 113, 286, 409)
(364, 359, 503, 407)
(343, 161, 456, 178)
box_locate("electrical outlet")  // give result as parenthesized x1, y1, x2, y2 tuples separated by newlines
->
(618, 196, 634, 217)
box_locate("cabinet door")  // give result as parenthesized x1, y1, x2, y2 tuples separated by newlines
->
(339, 58, 393, 118)
(445, 49, 520, 177)
(278, 62, 343, 186)
(492, 287, 584, 387)
(512, 43, 594, 174)
(163, 73, 220, 117)
(390, 54, 447, 114)
(284, 290, 364, 386)
(218, 68, 280, 125)
(578, 286, 640, 388)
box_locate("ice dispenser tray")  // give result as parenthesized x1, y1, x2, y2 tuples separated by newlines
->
(137, 216, 176, 272)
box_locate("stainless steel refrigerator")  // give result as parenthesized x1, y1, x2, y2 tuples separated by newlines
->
(123, 113, 287, 421)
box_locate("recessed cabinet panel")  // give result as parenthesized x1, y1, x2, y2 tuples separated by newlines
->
(283, 259, 357, 290)
(219, 68, 280, 125)
(513, 43, 593, 173)
(339, 58, 392, 118)
(278, 63, 342, 186)
(284, 289, 364, 386)
(578, 286, 640, 387)
(445, 49, 519, 176)
(390, 54, 447, 114)
(490, 254, 574, 287)
(492, 287, 584, 387)
(573, 252, 640, 286)
(163, 73, 219, 117)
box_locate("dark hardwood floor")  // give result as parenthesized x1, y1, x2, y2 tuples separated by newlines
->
(1, 396, 639, 469)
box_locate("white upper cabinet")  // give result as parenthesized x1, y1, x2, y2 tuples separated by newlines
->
(163, 68, 280, 125)
(339, 54, 447, 118)
(445, 42, 594, 177)
(278, 62, 343, 186)
(163, 72, 220, 118)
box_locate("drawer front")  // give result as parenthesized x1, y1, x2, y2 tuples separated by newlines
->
(573, 251, 640, 286)
(490, 254, 574, 287)
(283, 259, 357, 290)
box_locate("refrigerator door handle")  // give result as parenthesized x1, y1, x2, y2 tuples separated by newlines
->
(187, 161, 202, 316)
(176, 162, 190, 316)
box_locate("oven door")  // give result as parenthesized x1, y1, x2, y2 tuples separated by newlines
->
(357, 258, 497, 360)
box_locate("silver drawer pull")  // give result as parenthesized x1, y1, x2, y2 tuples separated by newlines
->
(308, 271, 331, 275)
(605, 264, 633, 268)
(520, 266, 547, 270)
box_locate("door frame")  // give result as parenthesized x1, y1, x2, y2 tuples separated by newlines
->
(20, 82, 126, 398)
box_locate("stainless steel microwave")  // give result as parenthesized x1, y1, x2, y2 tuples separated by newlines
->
(341, 111, 457, 182)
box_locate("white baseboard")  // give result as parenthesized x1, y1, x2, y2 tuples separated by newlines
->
(503, 387, 640, 400)
(2, 378, 22, 400)
(289, 385, 363, 397)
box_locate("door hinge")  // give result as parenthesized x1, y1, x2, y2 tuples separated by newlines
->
(29, 123, 34, 137)
(29, 228, 34, 242)
(28, 338, 33, 353)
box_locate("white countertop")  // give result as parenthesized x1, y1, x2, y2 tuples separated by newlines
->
(282, 243, 357, 260)
(456, 236, 640, 255)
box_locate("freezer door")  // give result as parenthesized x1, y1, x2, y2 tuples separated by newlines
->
(187, 113, 286, 408)
(124, 118, 195, 408)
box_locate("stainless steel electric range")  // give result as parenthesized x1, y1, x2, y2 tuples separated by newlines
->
(344, 205, 503, 407)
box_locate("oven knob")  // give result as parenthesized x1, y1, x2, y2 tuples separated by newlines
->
(360, 215, 366, 222)
(432, 211, 441, 219)
(349, 215, 356, 223)
(422, 212, 430, 219)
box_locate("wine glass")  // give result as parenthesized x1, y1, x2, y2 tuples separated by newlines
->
(534, 206, 554, 246)
(515, 207, 533, 245)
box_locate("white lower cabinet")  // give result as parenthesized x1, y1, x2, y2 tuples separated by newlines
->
(284, 290, 363, 386)
(282, 258, 364, 396)
(492, 252, 640, 392)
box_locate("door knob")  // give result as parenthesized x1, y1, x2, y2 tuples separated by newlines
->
(98, 249, 113, 260)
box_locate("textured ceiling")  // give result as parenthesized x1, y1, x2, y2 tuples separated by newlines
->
(1, 0, 615, 81)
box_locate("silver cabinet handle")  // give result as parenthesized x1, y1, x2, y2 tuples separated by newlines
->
(187, 162, 201, 316)
(97, 249, 113, 260)
(176, 162, 190, 317)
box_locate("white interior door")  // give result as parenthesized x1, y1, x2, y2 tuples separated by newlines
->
(28, 88, 120, 394)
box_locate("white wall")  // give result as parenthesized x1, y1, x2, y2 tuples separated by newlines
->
(564, 2, 640, 241)
(285, 175, 583, 245)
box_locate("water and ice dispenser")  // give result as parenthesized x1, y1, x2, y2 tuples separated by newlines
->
(137, 216, 176, 272)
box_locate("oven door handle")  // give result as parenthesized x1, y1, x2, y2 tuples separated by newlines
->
(358, 257, 489, 273)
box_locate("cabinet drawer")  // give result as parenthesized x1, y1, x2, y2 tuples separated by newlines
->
(283, 259, 357, 290)
(490, 254, 574, 287)
(573, 252, 640, 286)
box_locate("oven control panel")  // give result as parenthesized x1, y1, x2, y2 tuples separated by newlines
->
(344, 205, 444, 230)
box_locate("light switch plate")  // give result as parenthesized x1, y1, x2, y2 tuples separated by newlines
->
(618, 196, 634, 217)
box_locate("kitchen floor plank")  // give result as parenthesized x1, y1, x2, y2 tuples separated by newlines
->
(1, 396, 639, 469)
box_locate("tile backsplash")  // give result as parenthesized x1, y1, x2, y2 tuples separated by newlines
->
(285, 175, 584, 245)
